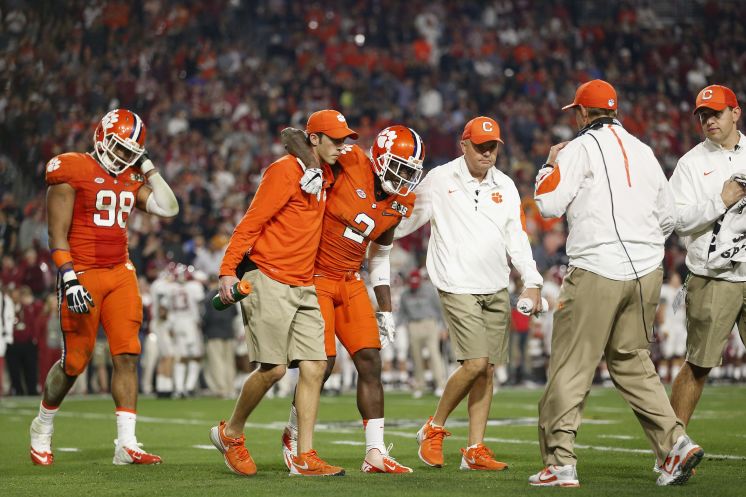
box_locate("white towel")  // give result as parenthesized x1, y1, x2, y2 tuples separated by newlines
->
(706, 173, 746, 269)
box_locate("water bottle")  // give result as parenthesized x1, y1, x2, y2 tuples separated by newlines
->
(516, 297, 550, 316)
(212, 280, 253, 311)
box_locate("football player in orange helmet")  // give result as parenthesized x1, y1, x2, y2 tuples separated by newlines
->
(279, 122, 424, 473)
(30, 109, 179, 467)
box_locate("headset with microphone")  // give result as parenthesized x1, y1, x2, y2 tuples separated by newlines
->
(576, 116, 655, 343)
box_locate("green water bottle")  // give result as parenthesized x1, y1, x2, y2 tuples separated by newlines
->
(212, 280, 253, 311)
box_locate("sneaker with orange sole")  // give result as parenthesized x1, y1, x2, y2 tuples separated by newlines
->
(361, 445, 413, 473)
(460, 443, 508, 471)
(209, 420, 257, 476)
(416, 417, 451, 467)
(289, 450, 345, 476)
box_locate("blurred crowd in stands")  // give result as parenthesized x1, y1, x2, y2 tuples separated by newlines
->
(1, 0, 746, 398)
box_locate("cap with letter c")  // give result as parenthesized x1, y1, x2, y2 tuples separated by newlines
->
(562, 79, 618, 111)
(693, 84, 739, 114)
(462, 116, 503, 144)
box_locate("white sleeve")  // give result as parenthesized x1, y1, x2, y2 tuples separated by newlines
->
(395, 171, 435, 240)
(534, 140, 590, 218)
(669, 158, 727, 236)
(368, 242, 392, 287)
(504, 184, 543, 288)
(657, 173, 677, 239)
(145, 172, 179, 218)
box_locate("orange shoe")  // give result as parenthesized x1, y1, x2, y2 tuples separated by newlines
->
(459, 443, 508, 471)
(209, 421, 257, 476)
(30, 417, 54, 466)
(281, 426, 297, 470)
(361, 446, 413, 473)
(289, 450, 345, 476)
(113, 440, 163, 465)
(416, 417, 451, 467)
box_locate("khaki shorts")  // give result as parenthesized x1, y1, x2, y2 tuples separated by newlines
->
(685, 275, 746, 368)
(438, 289, 510, 364)
(239, 269, 326, 366)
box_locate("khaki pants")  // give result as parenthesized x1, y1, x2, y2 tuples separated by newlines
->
(538, 267, 684, 466)
(685, 275, 746, 368)
(408, 318, 446, 392)
(438, 289, 510, 365)
(205, 338, 236, 398)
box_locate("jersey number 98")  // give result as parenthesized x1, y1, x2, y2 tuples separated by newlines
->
(94, 190, 135, 228)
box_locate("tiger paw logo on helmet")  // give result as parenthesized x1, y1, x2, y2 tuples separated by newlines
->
(101, 110, 120, 131)
(377, 128, 398, 152)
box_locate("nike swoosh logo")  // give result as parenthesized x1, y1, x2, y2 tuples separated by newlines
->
(384, 461, 398, 471)
(538, 472, 557, 482)
(704, 170, 715, 176)
(448, 189, 458, 194)
(294, 461, 309, 470)
(465, 456, 477, 464)
(32, 451, 50, 464)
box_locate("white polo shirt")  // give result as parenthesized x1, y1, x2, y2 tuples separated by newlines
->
(670, 133, 746, 281)
(395, 156, 542, 294)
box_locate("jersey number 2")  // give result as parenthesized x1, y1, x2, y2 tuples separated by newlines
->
(94, 190, 135, 228)
(343, 213, 376, 243)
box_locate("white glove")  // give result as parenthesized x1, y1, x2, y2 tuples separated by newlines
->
(62, 270, 95, 314)
(376, 311, 396, 348)
(299, 167, 324, 199)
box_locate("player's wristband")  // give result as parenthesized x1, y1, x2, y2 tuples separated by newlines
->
(140, 158, 155, 175)
(51, 249, 73, 270)
(61, 269, 77, 283)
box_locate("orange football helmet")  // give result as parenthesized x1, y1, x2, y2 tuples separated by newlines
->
(370, 125, 425, 196)
(93, 109, 146, 175)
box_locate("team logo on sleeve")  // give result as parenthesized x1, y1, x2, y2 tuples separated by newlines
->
(390, 201, 408, 216)
(46, 158, 61, 173)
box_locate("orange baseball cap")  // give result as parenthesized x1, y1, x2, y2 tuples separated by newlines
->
(306, 110, 358, 140)
(562, 79, 618, 111)
(693, 84, 739, 114)
(462, 116, 503, 144)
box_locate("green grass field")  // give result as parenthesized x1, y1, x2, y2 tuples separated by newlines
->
(1, 386, 743, 496)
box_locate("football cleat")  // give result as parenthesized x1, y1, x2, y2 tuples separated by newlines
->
(209, 421, 256, 476)
(459, 443, 508, 471)
(30, 417, 54, 466)
(416, 417, 450, 467)
(289, 450, 345, 476)
(112, 439, 163, 465)
(281, 426, 297, 470)
(361, 445, 413, 474)
(528, 464, 580, 487)
(655, 435, 704, 486)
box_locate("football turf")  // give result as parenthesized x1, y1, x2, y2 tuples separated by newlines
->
(1, 386, 743, 496)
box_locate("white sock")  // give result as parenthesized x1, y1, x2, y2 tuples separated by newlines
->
(185, 361, 201, 392)
(174, 363, 186, 394)
(38, 401, 59, 427)
(156, 374, 173, 393)
(364, 418, 386, 453)
(116, 409, 137, 447)
(671, 364, 681, 381)
(288, 404, 298, 432)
